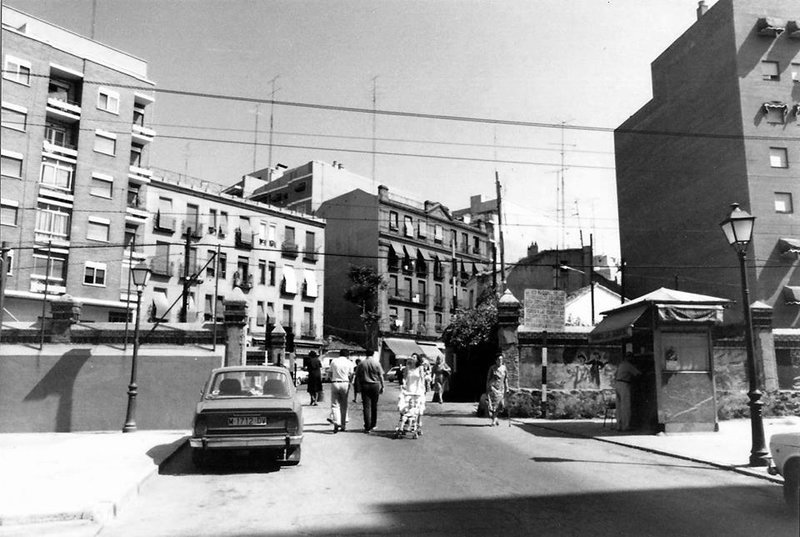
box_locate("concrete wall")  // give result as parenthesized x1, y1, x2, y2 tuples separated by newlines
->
(0, 344, 222, 432)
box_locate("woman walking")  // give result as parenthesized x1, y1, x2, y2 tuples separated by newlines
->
(431, 356, 451, 404)
(305, 351, 323, 406)
(485, 353, 508, 426)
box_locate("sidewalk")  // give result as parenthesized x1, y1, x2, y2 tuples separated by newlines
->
(518, 415, 800, 484)
(0, 411, 796, 535)
(0, 430, 188, 535)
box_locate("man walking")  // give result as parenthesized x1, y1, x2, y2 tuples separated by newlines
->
(328, 350, 355, 433)
(615, 351, 641, 432)
(355, 352, 385, 434)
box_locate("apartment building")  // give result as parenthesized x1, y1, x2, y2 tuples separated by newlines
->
(1, 6, 156, 322)
(615, 0, 800, 327)
(316, 185, 493, 363)
(143, 169, 326, 358)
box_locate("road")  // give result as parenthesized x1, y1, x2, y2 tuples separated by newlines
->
(98, 384, 797, 537)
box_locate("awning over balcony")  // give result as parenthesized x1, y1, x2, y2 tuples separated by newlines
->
(283, 266, 298, 294)
(784, 286, 800, 305)
(417, 342, 444, 361)
(382, 337, 424, 359)
(304, 269, 318, 298)
(779, 237, 800, 256)
(151, 291, 170, 321)
(589, 305, 648, 343)
(402, 244, 417, 259)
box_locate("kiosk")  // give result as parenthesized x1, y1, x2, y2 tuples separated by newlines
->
(590, 288, 728, 433)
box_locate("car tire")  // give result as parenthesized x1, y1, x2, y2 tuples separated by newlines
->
(784, 461, 800, 509)
(191, 448, 206, 469)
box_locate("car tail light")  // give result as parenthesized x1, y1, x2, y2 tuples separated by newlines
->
(193, 415, 208, 437)
(285, 414, 298, 434)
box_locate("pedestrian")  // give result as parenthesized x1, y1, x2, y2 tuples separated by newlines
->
(305, 350, 323, 406)
(431, 355, 451, 404)
(399, 353, 427, 431)
(328, 350, 355, 433)
(615, 351, 641, 432)
(354, 351, 385, 434)
(485, 353, 508, 427)
(352, 358, 362, 403)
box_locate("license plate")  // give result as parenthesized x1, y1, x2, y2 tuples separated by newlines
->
(228, 416, 267, 427)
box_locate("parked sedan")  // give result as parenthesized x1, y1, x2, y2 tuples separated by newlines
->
(385, 366, 403, 382)
(770, 432, 800, 506)
(190, 366, 303, 468)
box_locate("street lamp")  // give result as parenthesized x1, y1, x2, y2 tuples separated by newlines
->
(719, 203, 769, 467)
(123, 261, 151, 433)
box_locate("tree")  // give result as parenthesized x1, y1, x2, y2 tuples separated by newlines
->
(442, 293, 498, 351)
(343, 265, 387, 352)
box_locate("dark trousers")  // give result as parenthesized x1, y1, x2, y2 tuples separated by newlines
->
(360, 383, 381, 431)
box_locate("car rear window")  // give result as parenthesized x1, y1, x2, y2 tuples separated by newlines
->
(207, 370, 291, 399)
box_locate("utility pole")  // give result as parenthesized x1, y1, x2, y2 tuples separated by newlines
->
(212, 244, 221, 352)
(371, 76, 378, 187)
(180, 229, 192, 322)
(0, 242, 9, 341)
(495, 171, 506, 289)
(39, 241, 52, 350)
(589, 234, 595, 325)
(620, 258, 626, 304)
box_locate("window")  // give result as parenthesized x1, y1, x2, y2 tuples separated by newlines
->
(418, 281, 426, 300)
(418, 311, 426, 330)
(770, 147, 789, 168)
(268, 223, 277, 246)
(1, 150, 23, 178)
(435, 313, 443, 330)
(775, 192, 793, 213)
(1, 102, 27, 131)
(282, 305, 293, 330)
(418, 221, 427, 238)
(83, 261, 107, 286)
(40, 157, 74, 190)
(3, 56, 31, 85)
(4, 249, 14, 275)
(35, 203, 70, 242)
(268, 261, 276, 286)
(404, 216, 414, 237)
(450, 230, 457, 247)
(94, 130, 116, 155)
(220, 211, 229, 235)
(390, 275, 398, 296)
(44, 123, 68, 146)
(209, 209, 218, 232)
(256, 301, 266, 326)
(404, 277, 413, 300)
(404, 309, 413, 331)
(133, 103, 145, 126)
(258, 260, 266, 284)
(97, 87, 120, 114)
(1, 199, 19, 226)
(434, 224, 443, 243)
(461, 232, 468, 252)
(87, 218, 110, 242)
(185, 203, 200, 233)
(389, 211, 399, 231)
(792, 63, 800, 83)
(284, 226, 296, 245)
(32, 253, 67, 283)
(305, 231, 315, 254)
(130, 144, 143, 167)
(206, 249, 217, 278)
(90, 173, 113, 198)
(219, 252, 227, 279)
(473, 236, 481, 254)
(761, 61, 780, 81)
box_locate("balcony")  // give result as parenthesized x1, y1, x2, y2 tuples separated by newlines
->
(179, 262, 204, 284)
(300, 322, 316, 339)
(415, 264, 428, 279)
(42, 140, 78, 159)
(45, 97, 81, 122)
(182, 220, 204, 239)
(127, 190, 143, 209)
(388, 258, 399, 273)
(131, 123, 156, 145)
(281, 241, 299, 258)
(416, 323, 428, 336)
(150, 258, 173, 277)
(128, 165, 153, 184)
(235, 228, 254, 249)
(435, 323, 444, 332)
(154, 212, 175, 233)
(434, 297, 444, 310)
(233, 271, 253, 292)
(303, 247, 318, 263)
(472, 245, 481, 255)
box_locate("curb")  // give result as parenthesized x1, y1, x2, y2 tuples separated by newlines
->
(526, 421, 784, 485)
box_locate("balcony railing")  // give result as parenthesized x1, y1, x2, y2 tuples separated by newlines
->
(303, 247, 318, 263)
(434, 323, 443, 332)
(300, 322, 316, 338)
(434, 297, 444, 309)
(233, 271, 253, 292)
(416, 323, 427, 336)
(127, 191, 143, 209)
(281, 241, 299, 258)
(235, 228, 254, 249)
(182, 219, 204, 239)
(472, 245, 481, 255)
(388, 259, 399, 273)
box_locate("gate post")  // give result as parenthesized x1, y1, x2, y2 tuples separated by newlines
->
(49, 295, 81, 343)
(497, 289, 521, 389)
(223, 288, 248, 367)
(269, 322, 287, 365)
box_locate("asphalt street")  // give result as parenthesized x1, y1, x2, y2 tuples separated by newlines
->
(96, 384, 797, 537)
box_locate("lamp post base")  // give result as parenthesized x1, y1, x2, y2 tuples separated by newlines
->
(748, 389, 769, 467)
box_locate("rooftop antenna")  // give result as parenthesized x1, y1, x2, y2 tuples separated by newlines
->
(252, 104, 260, 172)
(549, 120, 575, 249)
(268, 75, 280, 170)
(371, 76, 378, 188)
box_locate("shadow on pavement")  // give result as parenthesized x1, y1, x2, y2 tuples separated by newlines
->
(159, 444, 283, 476)
(147, 436, 190, 466)
(194, 484, 794, 537)
(529, 456, 721, 471)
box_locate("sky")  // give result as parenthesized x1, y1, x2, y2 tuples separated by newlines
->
(10, 0, 717, 262)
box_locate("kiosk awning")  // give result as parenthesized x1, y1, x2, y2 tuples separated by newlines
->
(784, 286, 800, 305)
(383, 338, 424, 359)
(589, 305, 648, 343)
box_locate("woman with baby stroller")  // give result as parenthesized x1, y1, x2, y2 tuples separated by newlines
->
(395, 353, 427, 439)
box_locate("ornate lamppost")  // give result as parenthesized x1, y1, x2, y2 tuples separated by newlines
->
(719, 203, 769, 466)
(123, 261, 151, 433)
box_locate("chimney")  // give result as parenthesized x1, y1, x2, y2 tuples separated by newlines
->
(696, 1, 707, 20)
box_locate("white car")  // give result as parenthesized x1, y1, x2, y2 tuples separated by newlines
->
(769, 432, 800, 506)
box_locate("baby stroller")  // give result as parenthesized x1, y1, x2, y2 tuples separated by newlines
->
(394, 389, 424, 439)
